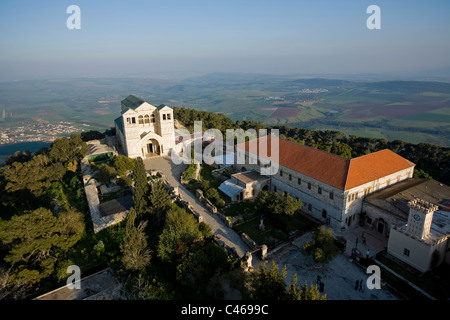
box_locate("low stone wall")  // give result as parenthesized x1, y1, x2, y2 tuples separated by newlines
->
(176, 196, 204, 223)
(241, 232, 258, 251)
(81, 156, 128, 233)
(195, 188, 217, 214)
(213, 235, 239, 259)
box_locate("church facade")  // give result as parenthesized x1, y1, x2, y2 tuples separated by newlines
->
(114, 95, 175, 159)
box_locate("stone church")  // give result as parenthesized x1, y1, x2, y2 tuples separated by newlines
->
(114, 95, 175, 158)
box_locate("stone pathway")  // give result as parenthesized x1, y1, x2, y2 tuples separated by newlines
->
(143, 156, 255, 260)
(334, 224, 389, 259)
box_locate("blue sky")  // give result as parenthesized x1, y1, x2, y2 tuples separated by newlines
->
(1, 0, 450, 81)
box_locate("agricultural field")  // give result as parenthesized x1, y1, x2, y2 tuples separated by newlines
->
(0, 74, 449, 146)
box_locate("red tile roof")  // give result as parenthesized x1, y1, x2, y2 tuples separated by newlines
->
(236, 136, 415, 190)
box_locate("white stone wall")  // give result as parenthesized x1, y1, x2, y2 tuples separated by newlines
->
(387, 226, 449, 273)
(270, 177, 342, 228)
(342, 167, 414, 227)
(344, 167, 414, 214)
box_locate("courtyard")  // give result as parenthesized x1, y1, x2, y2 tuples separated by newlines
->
(265, 232, 399, 300)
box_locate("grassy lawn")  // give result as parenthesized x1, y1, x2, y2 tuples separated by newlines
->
(232, 207, 319, 246)
(99, 189, 132, 203)
(199, 164, 221, 188)
(233, 218, 286, 246)
(270, 211, 318, 234)
(377, 256, 450, 299)
(223, 200, 256, 218)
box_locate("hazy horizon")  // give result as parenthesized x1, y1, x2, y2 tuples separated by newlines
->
(1, 0, 450, 82)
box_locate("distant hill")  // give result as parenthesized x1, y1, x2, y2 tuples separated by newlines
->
(0, 74, 449, 146)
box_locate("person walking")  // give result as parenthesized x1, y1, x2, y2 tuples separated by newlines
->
(355, 279, 359, 291)
(359, 279, 363, 291)
(366, 249, 370, 259)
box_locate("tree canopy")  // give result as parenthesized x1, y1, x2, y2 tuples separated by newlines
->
(255, 190, 302, 216)
(1, 154, 65, 197)
(302, 226, 339, 264)
(0, 207, 85, 284)
(249, 261, 325, 300)
(132, 157, 149, 216)
(121, 208, 151, 271)
(157, 207, 203, 263)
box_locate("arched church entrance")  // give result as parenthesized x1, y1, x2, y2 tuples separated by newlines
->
(143, 139, 162, 158)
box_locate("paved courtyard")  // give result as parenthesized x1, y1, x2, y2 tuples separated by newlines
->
(334, 223, 390, 259)
(266, 232, 399, 300)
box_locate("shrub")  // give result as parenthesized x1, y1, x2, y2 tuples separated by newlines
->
(117, 176, 133, 188)
(182, 163, 197, 181)
(93, 163, 116, 185)
(199, 222, 213, 239)
(302, 226, 339, 264)
(302, 241, 313, 255)
(313, 247, 325, 263)
(112, 155, 135, 176)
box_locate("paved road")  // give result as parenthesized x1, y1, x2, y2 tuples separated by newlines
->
(143, 156, 254, 260)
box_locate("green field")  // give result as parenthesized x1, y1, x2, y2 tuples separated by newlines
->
(1, 75, 449, 146)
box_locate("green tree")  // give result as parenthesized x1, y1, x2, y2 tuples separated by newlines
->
(199, 222, 213, 239)
(331, 141, 353, 159)
(303, 226, 339, 264)
(4, 150, 32, 165)
(250, 261, 287, 300)
(117, 176, 133, 188)
(121, 208, 152, 271)
(0, 267, 33, 300)
(286, 274, 326, 300)
(93, 163, 116, 185)
(157, 208, 203, 263)
(204, 187, 225, 208)
(275, 193, 302, 216)
(0, 207, 84, 283)
(133, 157, 149, 216)
(148, 180, 172, 226)
(255, 191, 302, 216)
(414, 169, 432, 179)
(255, 191, 278, 216)
(112, 155, 135, 177)
(175, 242, 228, 297)
(1, 154, 65, 196)
(49, 134, 88, 167)
(250, 261, 326, 300)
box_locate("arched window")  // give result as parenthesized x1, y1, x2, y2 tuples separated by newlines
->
(144, 114, 150, 124)
(150, 114, 156, 123)
(138, 115, 144, 124)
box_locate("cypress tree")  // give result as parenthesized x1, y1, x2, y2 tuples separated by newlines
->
(132, 157, 149, 216)
(148, 180, 171, 226)
(121, 208, 151, 271)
